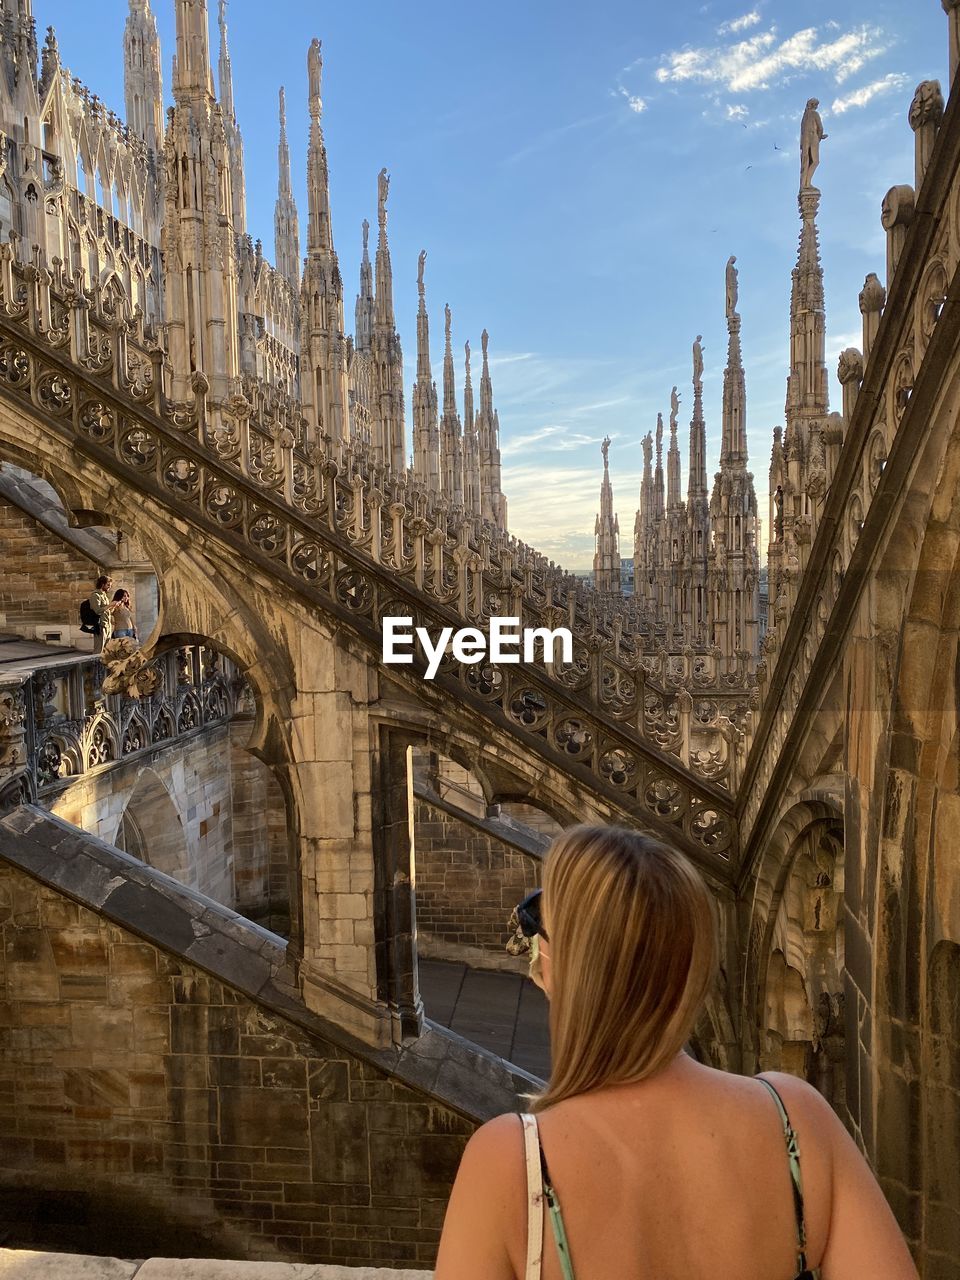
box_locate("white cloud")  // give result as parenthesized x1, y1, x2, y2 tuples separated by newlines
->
(726, 102, 749, 119)
(831, 72, 908, 114)
(615, 86, 648, 113)
(719, 10, 762, 37)
(655, 23, 887, 94)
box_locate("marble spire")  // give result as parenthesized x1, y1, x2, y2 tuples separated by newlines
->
(463, 340, 481, 515)
(217, 0, 246, 231)
(476, 329, 506, 528)
(173, 0, 214, 99)
(274, 87, 300, 286)
(354, 219, 373, 354)
(439, 303, 463, 505)
(412, 251, 440, 491)
(594, 437, 621, 595)
(124, 0, 163, 154)
(300, 37, 348, 444)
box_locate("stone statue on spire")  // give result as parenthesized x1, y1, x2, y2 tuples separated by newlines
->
(308, 37, 322, 111)
(417, 250, 426, 298)
(693, 335, 704, 385)
(725, 256, 739, 319)
(362, 218, 369, 252)
(800, 98, 827, 189)
(601, 435, 611, 464)
(377, 167, 390, 230)
(670, 385, 681, 429)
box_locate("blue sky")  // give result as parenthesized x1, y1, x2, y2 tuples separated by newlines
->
(42, 1, 947, 568)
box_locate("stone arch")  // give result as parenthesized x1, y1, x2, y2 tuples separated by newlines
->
(741, 792, 844, 1084)
(113, 765, 189, 882)
(409, 744, 548, 971)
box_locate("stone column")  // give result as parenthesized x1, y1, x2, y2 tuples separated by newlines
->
(838, 347, 865, 424)
(881, 185, 916, 287)
(909, 80, 944, 190)
(286, 619, 392, 1048)
(859, 273, 887, 365)
(370, 725, 423, 1041)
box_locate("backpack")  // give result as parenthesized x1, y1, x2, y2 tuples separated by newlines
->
(79, 598, 100, 634)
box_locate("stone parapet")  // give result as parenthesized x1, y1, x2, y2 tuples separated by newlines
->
(0, 1251, 431, 1278)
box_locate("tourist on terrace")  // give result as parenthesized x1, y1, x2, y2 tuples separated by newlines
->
(435, 825, 918, 1280)
(111, 587, 138, 642)
(88, 574, 115, 652)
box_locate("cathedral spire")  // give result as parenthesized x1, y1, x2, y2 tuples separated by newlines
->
(654, 412, 665, 520)
(217, 0, 246, 232)
(688, 335, 708, 505)
(477, 328, 506, 528)
(173, 0, 213, 102)
(370, 169, 404, 471)
(685, 337, 710, 641)
(355, 219, 373, 354)
(721, 256, 748, 466)
(594, 436, 621, 595)
(710, 254, 759, 659)
(412, 251, 440, 491)
(216, 0, 234, 118)
(374, 167, 395, 329)
(667, 393, 681, 512)
(165, 0, 240, 401)
(306, 38, 333, 257)
(274, 86, 300, 286)
(300, 40, 348, 446)
(442, 303, 457, 419)
(464, 341, 475, 430)
(439, 304, 463, 504)
(784, 152, 829, 462)
(124, 0, 163, 155)
(463, 339, 481, 515)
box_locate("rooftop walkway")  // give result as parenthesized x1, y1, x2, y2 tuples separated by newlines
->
(0, 1253, 430, 1278)
(418, 958, 550, 1080)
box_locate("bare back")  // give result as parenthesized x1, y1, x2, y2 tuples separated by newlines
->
(436, 1055, 918, 1280)
(527, 1061, 823, 1279)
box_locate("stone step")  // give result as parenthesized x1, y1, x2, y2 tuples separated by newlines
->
(0, 1251, 432, 1279)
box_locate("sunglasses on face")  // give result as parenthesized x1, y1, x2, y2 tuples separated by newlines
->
(515, 887, 549, 943)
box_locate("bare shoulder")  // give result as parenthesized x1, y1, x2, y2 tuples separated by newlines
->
(759, 1071, 916, 1276)
(462, 1111, 526, 1163)
(757, 1070, 844, 1136)
(434, 1112, 527, 1280)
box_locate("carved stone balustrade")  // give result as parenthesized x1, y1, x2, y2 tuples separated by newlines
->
(0, 646, 247, 812)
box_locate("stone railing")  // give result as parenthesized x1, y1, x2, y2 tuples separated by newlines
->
(0, 259, 740, 868)
(0, 644, 249, 810)
(741, 69, 959, 851)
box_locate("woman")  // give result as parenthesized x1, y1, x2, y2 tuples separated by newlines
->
(111, 588, 138, 642)
(435, 826, 917, 1280)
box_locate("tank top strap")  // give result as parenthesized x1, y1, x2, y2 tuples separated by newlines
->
(756, 1076, 816, 1277)
(520, 1113, 576, 1280)
(520, 1114, 544, 1280)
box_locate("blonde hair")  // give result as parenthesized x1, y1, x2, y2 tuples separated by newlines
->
(533, 825, 718, 1112)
